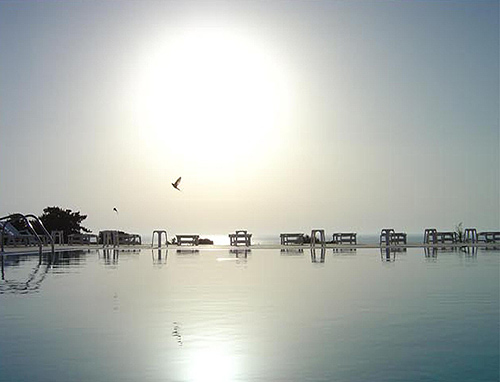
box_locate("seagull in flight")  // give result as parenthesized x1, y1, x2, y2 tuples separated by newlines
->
(172, 177, 182, 191)
(113, 207, 119, 214)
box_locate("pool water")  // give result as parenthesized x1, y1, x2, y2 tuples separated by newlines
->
(1, 247, 498, 382)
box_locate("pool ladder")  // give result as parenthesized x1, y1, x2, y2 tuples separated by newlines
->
(0, 213, 55, 256)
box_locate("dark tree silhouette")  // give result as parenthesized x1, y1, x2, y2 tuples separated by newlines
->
(39, 207, 90, 242)
(455, 222, 464, 243)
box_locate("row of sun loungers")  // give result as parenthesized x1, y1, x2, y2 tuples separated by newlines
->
(98, 228, 500, 247)
(68, 231, 142, 246)
(150, 230, 253, 247)
(0, 221, 53, 248)
(151, 228, 499, 247)
(280, 232, 358, 245)
(281, 228, 499, 246)
(2, 223, 499, 249)
(423, 228, 500, 244)
(68, 233, 98, 245)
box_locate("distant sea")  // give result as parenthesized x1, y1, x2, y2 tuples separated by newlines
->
(239, 233, 425, 245)
(144, 233, 425, 246)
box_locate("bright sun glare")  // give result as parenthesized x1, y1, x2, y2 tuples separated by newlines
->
(189, 348, 237, 382)
(133, 26, 292, 169)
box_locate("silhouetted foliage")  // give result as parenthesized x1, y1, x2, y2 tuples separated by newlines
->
(198, 238, 214, 245)
(455, 222, 464, 243)
(4, 213, 67, 238)
(8, 215, 30, 233)
(39, 207, 90, 241)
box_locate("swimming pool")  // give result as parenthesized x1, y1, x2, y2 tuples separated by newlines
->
(1, 247, 498, 382)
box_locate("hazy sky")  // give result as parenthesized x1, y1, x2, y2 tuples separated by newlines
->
(1, 0, 498, 237)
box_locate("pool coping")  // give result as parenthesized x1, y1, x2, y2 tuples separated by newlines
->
(1, 242, 499, 256)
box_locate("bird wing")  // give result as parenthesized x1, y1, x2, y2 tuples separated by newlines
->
(174, 177, 182, 187)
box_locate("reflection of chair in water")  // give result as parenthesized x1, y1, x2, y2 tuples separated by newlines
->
(424, 247, 438, 258)
(310, 246, 326, 263)
(460, 246, 478, 256)
(152, 248, 168, 265)
(100, 248, 119, 264)
(176, 248, 199, 254)
(229, 248, 251, 258)
(381, 247, 397, 262)
(280, 248, 304, 254)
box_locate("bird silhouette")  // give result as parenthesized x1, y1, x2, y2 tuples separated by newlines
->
(172, 322, 183, 346)
(113, 207, 119, 214)
(172, 177, 182, 191)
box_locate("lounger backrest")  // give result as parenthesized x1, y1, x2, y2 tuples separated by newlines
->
(0, 221, 22, 236)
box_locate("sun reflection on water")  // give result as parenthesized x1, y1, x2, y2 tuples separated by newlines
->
(188, 346, 238, 382)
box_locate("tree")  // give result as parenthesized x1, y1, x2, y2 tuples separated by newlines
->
(455, 222, 464, 243)
(39, 207, 90, 242)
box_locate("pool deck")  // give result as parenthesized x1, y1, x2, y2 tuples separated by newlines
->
(1, 242, 499, 256)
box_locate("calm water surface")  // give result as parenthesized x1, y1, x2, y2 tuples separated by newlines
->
(1, 248, 498, 382)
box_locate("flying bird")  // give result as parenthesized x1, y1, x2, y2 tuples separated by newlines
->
(113, 207, 119, 214)
(172, 177, 182, 191)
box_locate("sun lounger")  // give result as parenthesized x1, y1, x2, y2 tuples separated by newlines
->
(280, 233, 304, 245)
(229, 230, 252, 246)
(175, 235, 199, 246)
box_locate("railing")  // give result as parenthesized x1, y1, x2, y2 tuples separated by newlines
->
(25, 214, 55, 254)
(0, 213, 54, 255)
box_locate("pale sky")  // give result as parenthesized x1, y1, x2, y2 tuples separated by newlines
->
(1, 0, 498, 237)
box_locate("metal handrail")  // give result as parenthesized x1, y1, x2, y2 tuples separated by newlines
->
(0, 213, 53, 255)
(25, 214, 55, 254)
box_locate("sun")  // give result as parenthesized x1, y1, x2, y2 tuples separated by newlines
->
(131, 25, 293, 170)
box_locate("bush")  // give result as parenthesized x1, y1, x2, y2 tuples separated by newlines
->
(39, 207, 90, 242)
